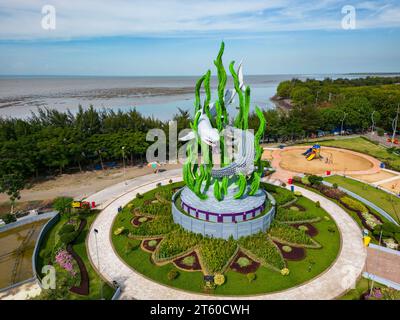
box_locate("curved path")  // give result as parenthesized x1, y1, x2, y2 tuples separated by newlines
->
(86, 169, 366, 300)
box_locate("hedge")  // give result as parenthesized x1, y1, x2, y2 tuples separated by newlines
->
(340, 196, 368, 214)
(269, 221, 314, 246)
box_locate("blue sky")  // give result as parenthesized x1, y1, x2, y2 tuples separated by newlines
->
(0, 0, 399, 75)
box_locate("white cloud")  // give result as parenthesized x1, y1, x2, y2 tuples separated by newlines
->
(0, 0, 399, 40)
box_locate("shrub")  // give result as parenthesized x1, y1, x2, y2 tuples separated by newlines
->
(157, 229, 202, 260)
(282, 245, 292, 253)
(238, 233, 285, 270)
(138, 217, 148, 223)
(237, 257, 251, 267)
(3, 214, 17, 224)
(289, 206, 299, 211)
(315, 201, 320, 208)
(280, 268, 290, 276)
(294, 191, 302, 197)
(59, 224, 75, 235)
(301, 176, 311, 185)
(148, 239, 158, 247)
(182, 255, 196, 266)
(332, 183, 338, 189)
(282, 182, 287, 187)
(214, 274, 225, 286)
(298, 225, 309, 232)
(269, 221, 314, 245)
(60, 231, 78, 244)
(136, 193, 143, 199)
(156, 182, 162, 187)
(275, 207, 317, 222)
(167, 269, 179, 281)
(292, 176, 302, 183)
(124, 240, 140, 254)
(308, 175, 323, 185)
(322, 187, 346, 200)
(169, 179, 173, 184)
(340, 196, 368, 213)
(247, 273, 256, 283)
(381, 222, 400, 234)
(199, 237, 237, 273)
(377, 128, 384, 137)
(53, 197, 73, 215)
(114, 227, 125, 235)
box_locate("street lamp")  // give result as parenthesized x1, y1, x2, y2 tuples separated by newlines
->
(122, 146, 127, 185)
(371, 111, 376, 134)
(94, 228, 104, 300)
(340, 112, 347, 136)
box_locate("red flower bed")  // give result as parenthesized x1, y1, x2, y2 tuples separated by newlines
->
(142, 238, 162, 252)
(173, 251, 202, 271)
(291, 223, 319, 237)
(273, 241, 306, 261)
(230, 251, 260, 274)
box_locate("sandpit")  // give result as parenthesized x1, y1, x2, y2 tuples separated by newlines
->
(378, 178, 400, 194)
(349, 171, 397, 183)
(278, 147, 375, 175)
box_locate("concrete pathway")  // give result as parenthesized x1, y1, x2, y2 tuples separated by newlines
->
(86, 171, 367, 300)
(365, 245, 400, 285)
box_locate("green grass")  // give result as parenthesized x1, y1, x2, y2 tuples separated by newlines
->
(324, 175, 400, 223)
(308, 137, 400, 171)
(338, 277, 385, 300)
(112, 184, 340, 295)
(37, 212, 114, 300)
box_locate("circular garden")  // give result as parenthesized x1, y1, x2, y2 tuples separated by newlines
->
(111, 181, 341, 295)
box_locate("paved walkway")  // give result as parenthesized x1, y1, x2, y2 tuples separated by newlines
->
(86, 171, 367, 300)
(365, 245, 400, 285)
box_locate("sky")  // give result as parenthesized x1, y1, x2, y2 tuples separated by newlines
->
(0, 0, 399, 76)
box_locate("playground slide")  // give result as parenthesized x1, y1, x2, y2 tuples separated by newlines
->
(307, 152, 316, 161)
(302, 148, 312, 156)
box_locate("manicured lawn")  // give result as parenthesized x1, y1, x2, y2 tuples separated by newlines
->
(310, 137, 400, 171)
(37, 212, 114, 300)
(338, 277, 384, 300)
(112, 184, 341, 295)
(324, 175, 400, 223)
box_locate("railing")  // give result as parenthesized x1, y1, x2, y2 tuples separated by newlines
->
(31, 213, 60, 285)
(0, 211, 57, 233)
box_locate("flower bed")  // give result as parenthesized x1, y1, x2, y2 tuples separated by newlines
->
(269, 221, 319, 247)
(238, 233, 285, 270)
(131, 215, 153, 227)
(273, 241, 306, 261)
(155, 229, 202, 260)
(275, 207, 318, 223)
(291, 223, 319, 237)
(230, 251, 260, 274)
(142, 238, 162, 252)
(173, 251, 202, 271)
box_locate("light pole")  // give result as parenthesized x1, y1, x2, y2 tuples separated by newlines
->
(371, 110, 376, 134)
(94, 228, 104, 300)
(391, 104, 399, 147)
(340, 112, 347, 136)
(122, 146, 127, 185)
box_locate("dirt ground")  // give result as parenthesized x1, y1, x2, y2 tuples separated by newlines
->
(349, 171, 397, 183)
(378, 178, 400, 194)
(0, 163, 182, 207)
(262, 149, 274, 161)
(278, 147, 374, 175)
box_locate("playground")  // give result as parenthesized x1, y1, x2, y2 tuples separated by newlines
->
(268, 146, 380, 180)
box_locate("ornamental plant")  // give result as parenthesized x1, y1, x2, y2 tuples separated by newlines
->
(280, 268, 290, 276)
(55, 249, 77, 276)
(340, 196, 368, 213)
(246, 273, 256, 283)
(214, 273, 225, 286)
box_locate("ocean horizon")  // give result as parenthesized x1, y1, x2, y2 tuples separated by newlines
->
(1, 72, 399, 121)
